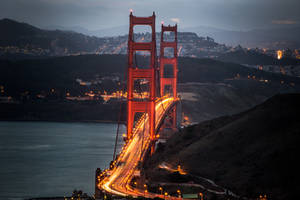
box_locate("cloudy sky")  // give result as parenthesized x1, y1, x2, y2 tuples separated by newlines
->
(1, 0, 300, 31)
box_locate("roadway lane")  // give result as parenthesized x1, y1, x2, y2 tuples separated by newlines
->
(99, 97, 180, 199)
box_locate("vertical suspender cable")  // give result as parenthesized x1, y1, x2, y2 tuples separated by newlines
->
(112, 61, 127, 161)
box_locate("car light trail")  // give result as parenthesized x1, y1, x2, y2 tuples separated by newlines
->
(98, 97, 180, 199)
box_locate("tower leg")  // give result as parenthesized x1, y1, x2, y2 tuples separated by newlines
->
(150, 143, 155, 155)
(127, 101, 133, 140)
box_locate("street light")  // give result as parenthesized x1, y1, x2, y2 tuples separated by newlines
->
(143, 184, 148, 197)
(159, 186, 163, 195)
(177, 189, 181, 198)
(164, 192, 168, 200)
(144, 189, 148, 197)
(199, 192, 203, 200)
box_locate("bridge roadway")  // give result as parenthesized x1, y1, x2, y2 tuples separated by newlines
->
(99, 97, 180, 199)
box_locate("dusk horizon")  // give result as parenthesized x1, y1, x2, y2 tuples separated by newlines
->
(1, 1, 300, 200)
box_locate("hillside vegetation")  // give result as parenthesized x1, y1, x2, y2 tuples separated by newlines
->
(145, 94, 300, 199)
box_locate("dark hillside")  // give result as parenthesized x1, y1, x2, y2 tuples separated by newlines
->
(1, 55, 300, 97)
(0, 18, 105, 54)
(0, 55, 126, 96)
(0, 18, 41, 40)
(145, 94, 300, 199)
(178, 57, 300, 83)
(217, 50, 300, 65)
(1, 55, 300, 123)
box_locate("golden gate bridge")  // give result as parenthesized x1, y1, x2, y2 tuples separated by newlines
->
(95, 11, 179, 199)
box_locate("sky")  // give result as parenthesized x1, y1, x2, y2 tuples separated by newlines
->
(1, 0, 300, 31)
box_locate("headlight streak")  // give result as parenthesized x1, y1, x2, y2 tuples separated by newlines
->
(99, 97, 180, 199)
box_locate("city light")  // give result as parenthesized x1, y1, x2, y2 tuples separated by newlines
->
(277, 50, 283, 60)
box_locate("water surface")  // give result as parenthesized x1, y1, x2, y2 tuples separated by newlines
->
(0, 121, 124, 200)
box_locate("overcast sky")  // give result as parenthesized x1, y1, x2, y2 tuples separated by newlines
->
(1, 0, 300, 31)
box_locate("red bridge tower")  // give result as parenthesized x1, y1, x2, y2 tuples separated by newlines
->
(127, 12, 157, 151)
(159, 24, 178, 129)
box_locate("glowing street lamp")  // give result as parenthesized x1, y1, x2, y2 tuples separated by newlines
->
(164, 192, 168, 200)
(165, 192, 168, 196)
(159, 186, 163, 195)
(144, 189, 148, 197)
(199, 192, 203, 200)
(177, 189, 181, 198)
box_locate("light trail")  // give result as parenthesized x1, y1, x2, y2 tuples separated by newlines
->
(99, 97, 180, 199)
(158, 162, 187, 175)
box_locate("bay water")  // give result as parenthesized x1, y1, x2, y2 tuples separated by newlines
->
(0, 121, 124, 200)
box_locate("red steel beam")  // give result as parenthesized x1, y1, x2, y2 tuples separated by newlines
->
(159, 24, 178, 130)
(127, 11, 157, 153)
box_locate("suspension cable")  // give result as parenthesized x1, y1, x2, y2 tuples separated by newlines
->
(112, 57, 127, 161)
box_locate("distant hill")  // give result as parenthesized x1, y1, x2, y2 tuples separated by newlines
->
(47, 24, 300, 49)
(2, 18, 300, 63)
(145, 94, 300, 199)
(42, 24, 129, 37)
(0, 55, 126, 97)
(217, 49, 300, 65)
(0, 18, 220, 60)
(0, 18, 106, 55)
(84, 25, 129, 37)
(187, 25, 300, 49)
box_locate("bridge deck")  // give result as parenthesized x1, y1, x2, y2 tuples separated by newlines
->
(99, 97, 179, 199)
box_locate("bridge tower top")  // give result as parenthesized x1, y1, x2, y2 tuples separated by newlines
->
(159, 24, 178, 98)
